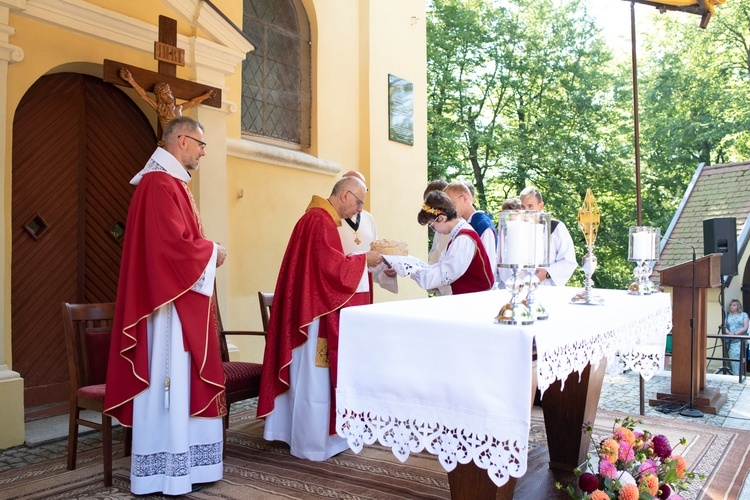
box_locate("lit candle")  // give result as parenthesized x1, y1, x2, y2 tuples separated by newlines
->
(632, 231, 653, 261)
(504, 220, 533, 265)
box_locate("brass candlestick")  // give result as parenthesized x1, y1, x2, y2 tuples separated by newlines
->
(571, 189, 604, 305)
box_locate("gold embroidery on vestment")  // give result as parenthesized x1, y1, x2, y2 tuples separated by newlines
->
(315, 337, 329, 367)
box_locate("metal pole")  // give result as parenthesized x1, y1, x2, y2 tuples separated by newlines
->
(630, 2, 647, 416)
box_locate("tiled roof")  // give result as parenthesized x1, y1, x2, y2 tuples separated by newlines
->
(655, 161, 750, 280)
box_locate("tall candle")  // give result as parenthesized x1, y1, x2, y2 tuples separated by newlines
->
(504, 220, 532, 265)
(632, 231, 653, 261)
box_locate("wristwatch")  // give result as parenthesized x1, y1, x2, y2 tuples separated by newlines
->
(545, 271, 551, 280)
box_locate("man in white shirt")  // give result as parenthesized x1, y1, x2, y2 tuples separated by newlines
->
(519, 187, 577, 286)
(337, 171, 397, 296)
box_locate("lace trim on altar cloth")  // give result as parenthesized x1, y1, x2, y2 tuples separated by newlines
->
(336, 408, 527, 488)
(536, 305, 672, 394)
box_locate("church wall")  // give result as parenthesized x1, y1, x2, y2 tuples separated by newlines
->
(361, 0, 428, 303)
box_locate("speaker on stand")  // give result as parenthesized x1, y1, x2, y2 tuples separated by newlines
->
(703, 217, 738, 375)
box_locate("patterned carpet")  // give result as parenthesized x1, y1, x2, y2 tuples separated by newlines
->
(0, 406, 748, 499)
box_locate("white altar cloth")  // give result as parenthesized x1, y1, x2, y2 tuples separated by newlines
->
(335, 286, 671, 487)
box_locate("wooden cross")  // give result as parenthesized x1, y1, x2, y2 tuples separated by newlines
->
(103, 16, 221, 139)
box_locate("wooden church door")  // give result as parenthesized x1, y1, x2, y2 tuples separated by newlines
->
(12, 72, 156, 409)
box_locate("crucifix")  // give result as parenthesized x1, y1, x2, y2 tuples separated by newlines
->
(103, 16, 222, 144)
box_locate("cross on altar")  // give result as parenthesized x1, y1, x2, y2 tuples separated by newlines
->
(103, 15, 221, 140)
(577, 189, 600, 249)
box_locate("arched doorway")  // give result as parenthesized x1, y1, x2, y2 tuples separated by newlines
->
(11, 72, 156, 412)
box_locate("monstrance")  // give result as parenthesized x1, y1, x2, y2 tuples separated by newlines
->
(571, 189, 604, 305)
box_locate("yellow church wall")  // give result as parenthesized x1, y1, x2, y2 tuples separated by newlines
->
(361, 0, 428, 304)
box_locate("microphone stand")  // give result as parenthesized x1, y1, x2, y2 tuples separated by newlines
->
(664, 237, 703, 417)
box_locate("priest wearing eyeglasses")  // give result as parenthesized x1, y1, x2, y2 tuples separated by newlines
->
(258, 176, 384, 461)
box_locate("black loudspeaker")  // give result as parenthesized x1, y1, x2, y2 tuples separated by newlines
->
(703, 217, 738, 277)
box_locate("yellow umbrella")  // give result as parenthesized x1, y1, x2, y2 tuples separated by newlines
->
(629, 0, 725, 27)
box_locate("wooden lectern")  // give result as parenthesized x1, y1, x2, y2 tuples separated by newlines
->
(650, 253, 724, 413)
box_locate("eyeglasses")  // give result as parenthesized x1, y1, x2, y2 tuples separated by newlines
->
(347, 190, 365, 207)
(428, 217, 440, 228)
(179, 135, 207, 150)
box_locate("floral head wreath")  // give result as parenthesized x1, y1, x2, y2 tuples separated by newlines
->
(422, 204, 443, 216)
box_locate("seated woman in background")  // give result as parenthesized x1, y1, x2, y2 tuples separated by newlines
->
(411, 191, 494, 295)
(725, 298, 749, 375)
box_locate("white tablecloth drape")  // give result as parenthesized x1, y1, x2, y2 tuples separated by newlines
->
(335, 286, 671, 487)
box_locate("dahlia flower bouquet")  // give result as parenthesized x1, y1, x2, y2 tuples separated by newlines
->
(557, 416, 703, 500)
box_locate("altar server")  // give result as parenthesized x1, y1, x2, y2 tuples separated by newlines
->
(337, 170, 397, 296)
(519, 186, 577, 286)
(444, 181, 497, 285)
(411, 191, 494, 295)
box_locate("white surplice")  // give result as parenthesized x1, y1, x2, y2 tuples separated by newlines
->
(129, 245, 223, 496)
(338, 209, 398, 294)
(411, 219, 476, 295)
(262, 317, 351, 461)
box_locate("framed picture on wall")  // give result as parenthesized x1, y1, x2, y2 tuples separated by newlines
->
(388, 74, 414, 146)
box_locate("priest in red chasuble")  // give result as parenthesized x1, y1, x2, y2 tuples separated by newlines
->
(104, 116, 227, 496)
(258, 176, 384, 460)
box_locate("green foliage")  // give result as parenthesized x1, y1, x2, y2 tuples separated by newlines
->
(426, 0, 750, 289)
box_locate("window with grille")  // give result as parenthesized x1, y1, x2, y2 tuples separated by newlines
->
(242, 0, 311, 147)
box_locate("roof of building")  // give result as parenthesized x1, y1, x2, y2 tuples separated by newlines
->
(656, 161, 750, 281)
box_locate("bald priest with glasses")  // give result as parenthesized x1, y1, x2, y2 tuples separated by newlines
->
(258, 176, 384, 461)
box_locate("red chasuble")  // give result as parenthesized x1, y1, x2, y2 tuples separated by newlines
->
(104, 171, 226, 426)
(257, 196, 368, 422)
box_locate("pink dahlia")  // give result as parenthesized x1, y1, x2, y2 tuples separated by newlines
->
(618, 441, 635, 462)
(639, 459, 658, 476)
(599, 459, 617, 479)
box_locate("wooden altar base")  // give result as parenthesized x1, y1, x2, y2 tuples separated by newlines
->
(649, 386, 727, 414)
(447, 446, 575, 499)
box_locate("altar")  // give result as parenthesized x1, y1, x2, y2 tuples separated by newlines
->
(335, 286, 671, 498)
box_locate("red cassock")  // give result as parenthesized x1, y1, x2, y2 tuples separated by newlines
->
(257, 196, 369, 426)
(104, 172, 226, 426)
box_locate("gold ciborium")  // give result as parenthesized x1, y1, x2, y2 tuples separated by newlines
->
(571, 189, 604, 305)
